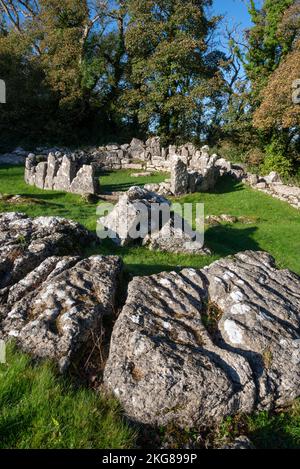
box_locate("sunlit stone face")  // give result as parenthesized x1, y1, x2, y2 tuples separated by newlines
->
(0, 79, 5, 103)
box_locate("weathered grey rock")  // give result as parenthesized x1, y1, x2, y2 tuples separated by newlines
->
(255, 182, 267, 189)
(106, 145, 120, 151)
(25, 152, 101, 196)
(204, 251, 300, 409)
(264, 171, 282, 184)
(34, 162, 48, 189)
(146, 137, 161, 157)
(54, 155, 77, 191)
(201, 145, 210, 156)
(205, 214, 239, 225)
(99, 187, 169, 246)
(230, 165, 246, 181)
(104, 251, 300, 428)
(44, 153, 60, 190)
(215, 158, 232, 175)
(187, 151, 220, 192)
(1, 255, 122, 372)
(104, 265, 255, 428)
(169, 145, 177, 156)
(0, 212, 96, 291)
(170, 157, 189, 195)
(143, 215, 210, 255)
(70, 164, 99, 195)
(247, 174, 259, 186)
(271, 183, 300, 200)
(129, 138, 145, 159)
(221, 436, 255, 450)
(122, 163, 144, 170)
(24, 154, 37, 184)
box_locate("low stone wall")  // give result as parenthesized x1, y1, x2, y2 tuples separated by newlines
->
(88, 138, 211, 172)
(244, 172, 300, 210)
(25, 153, 100, 195)
(145, 150, 246, 196)
(18, 137, 300, 207)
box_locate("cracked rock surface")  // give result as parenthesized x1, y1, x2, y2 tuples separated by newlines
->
(0, 213, 123, 371)
(0, 212, 96, 290)
(104, 251, 300, 428)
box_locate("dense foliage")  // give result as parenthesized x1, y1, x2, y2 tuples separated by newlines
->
(0, 0, 299, 174)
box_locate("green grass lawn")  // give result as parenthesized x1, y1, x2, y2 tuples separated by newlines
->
(1, 165, 299, 275)
(0, 344, 136, 449)
(0, 164, 300, 449)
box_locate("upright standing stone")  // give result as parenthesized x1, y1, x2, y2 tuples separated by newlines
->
(34, 162, 48, 189)
(70, 165, 99, 195)
(24, 154, 37, 185)
(53, 156, 76, 191)
(170, 157, 189, 195)
(169, 145, 177, 157)
(129, 138, 145, 159)
(44, 153, 60, 190)
(146, 137, 161, 157)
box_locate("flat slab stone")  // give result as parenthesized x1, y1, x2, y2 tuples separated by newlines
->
(104, 251, 300, 428)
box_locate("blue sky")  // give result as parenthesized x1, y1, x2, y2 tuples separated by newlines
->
(213, 0, 253, 29)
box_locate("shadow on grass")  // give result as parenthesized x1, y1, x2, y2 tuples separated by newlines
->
(18, 192, 71, 201)
(205, 225, 260, 257)
(102, 174, 244, 195)
(102, 181, 145, 193)
(210, 175, 244, 194)
(85, 225, 261, 277)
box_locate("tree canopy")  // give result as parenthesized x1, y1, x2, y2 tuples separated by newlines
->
(0, 0, 300, 176)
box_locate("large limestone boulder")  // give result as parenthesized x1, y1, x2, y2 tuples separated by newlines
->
(0, 212, 96, 290)
(34, 161, 48, 189)
(146, 136, 161, 157)
(204, 250, 300, 409)
(0, 255, 122, 372)
(271, 183, 300, 200)
(215, 157, 232, 175)
(263, 171, 282, 185)
(104, 251, 300, 428)
(24, 154, 37, 185)
(0, 213, 122, 372)
(98, 186, 169, 246)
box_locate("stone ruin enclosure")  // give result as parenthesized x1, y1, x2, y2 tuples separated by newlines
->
(22, 136, 300, 208)
(1, 212, 299, 430)
(24, 137, 244, 196)
(25, 153, 100, 195)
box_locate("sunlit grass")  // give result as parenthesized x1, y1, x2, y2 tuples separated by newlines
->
(1, 165, 299, 275)
(1, 165, 300, 449)
(0, 344, 136, 449)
